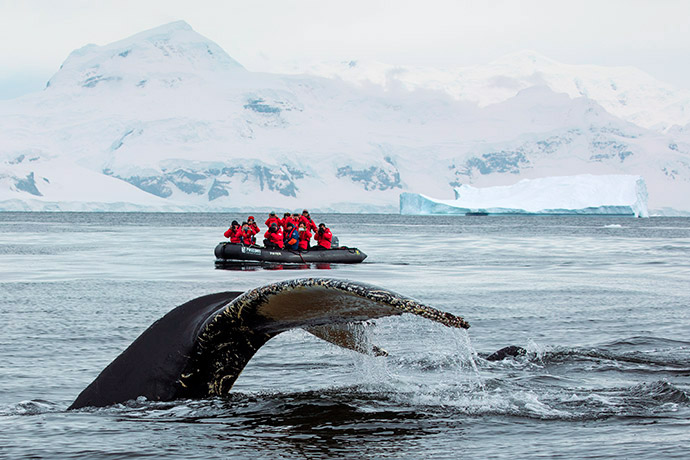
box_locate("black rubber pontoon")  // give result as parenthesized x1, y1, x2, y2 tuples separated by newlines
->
(214, 242, 367, 265)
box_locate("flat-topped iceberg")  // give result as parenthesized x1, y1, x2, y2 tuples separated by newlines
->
(400, 174, 649, 217)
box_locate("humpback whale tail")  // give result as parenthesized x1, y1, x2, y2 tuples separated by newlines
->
(69, 278, 469, 410)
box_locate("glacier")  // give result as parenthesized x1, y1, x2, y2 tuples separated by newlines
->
(1, 21, 689, 214)
(400, 175, 649, 217)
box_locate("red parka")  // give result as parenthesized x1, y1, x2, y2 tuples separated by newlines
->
(224, 226, 241, 243)
(265, 216, 281, 228)
(314, 227, 332, 249)
(264, 227, 284, 248)
(239, 227, 255, 245)
(298, 215, 318, 232)
(298, 228, 312, 250)
(281, 216, 297, 232)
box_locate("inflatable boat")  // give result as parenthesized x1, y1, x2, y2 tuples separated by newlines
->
(214, 242, 367, 265)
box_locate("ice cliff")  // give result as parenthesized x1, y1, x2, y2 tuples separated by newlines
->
(400, 175, 649, 217)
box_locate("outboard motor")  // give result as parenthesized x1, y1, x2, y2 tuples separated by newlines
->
(331, 236, 340, 248)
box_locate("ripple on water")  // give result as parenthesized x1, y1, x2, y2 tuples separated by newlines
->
(1, 214, 690, 459)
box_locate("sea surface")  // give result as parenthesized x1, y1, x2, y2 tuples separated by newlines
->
(1, 212, 689, 459)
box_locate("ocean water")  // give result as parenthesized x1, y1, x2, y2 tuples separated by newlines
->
(0, 212, 689, 459)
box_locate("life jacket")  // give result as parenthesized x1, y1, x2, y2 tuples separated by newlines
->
(314, 227, 332, 249)
(284, 227, 299, 250)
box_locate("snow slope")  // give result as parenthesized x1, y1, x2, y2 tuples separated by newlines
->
(293, 51, 690, 132)
(400, 174, 649, 217)
(1, 21, 689, 214)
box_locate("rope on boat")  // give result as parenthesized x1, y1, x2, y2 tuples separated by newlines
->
(286, 248, 308, 264)
(297, 251, 307, 264)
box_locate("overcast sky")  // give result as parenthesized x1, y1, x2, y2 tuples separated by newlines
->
(1, 0, 689, 99)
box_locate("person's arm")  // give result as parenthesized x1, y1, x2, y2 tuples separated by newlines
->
(230, 228, 241, 242)
(286, 231, 298, 246)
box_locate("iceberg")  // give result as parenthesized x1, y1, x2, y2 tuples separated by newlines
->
(400, 174, 649, 217)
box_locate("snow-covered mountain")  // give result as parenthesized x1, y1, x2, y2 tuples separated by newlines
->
(293, 51, 690, 132)
(1, 21, 689, 214)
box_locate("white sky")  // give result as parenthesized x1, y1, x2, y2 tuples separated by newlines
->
(1, 0, 689, 99)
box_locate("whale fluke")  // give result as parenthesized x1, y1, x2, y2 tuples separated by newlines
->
(305, 324, 389, 357)
(69, 278, 469, 409)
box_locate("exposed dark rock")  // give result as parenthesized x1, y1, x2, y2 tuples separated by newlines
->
(208, 179, 229, 201)
(15, 172, 42, 196)
(463, 149, 529, 176)
(244, 98, 281, 114)
(82, 75, 123, 88)
(336, 161, 402, 191)
(123, 175, 172, 198)
(111, 163, 305, 199)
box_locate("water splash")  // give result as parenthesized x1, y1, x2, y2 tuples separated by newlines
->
(0, 399, 60, 416)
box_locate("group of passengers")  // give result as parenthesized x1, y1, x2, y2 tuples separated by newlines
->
(224, 209, 333, 251)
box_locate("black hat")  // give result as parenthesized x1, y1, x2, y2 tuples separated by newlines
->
(232, 220, 239, 226)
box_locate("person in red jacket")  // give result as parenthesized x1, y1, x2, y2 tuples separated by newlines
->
(239, 222, 256, 246)
(313, 223, 332, 250)
(281, 212, 296, 232)
(265, 211, 281, 229)
(247, 216, 260, 234)
(298, 222, 312, 251)
(263, 223, 284, 249)
(223, 220, 241, 243)
(298, 209, 318, 232)
(279, 212, 289, 230)
(247, 216, 260, 244)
